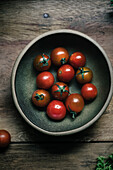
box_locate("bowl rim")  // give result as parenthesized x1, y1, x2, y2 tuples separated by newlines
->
(11, 29, 113, 136)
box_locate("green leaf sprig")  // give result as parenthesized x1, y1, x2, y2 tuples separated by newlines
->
(96, 153, 113, 170)
(111, 0, 113, 6)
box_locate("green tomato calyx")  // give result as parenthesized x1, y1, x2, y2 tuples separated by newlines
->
(54, 84, 68, 96)
(39, 54, 50, 67)
(35, 93, 44, 100)
(60, 58, 66, 65)
(76, 67, 89, 80)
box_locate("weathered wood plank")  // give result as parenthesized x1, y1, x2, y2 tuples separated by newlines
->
(0, 0, 113, 52)
(0, 143, 113, 170)
(0, 0, 113, 62)
(0, 0, 113, 142)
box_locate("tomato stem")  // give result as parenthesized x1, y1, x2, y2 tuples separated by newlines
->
(68, 105, 77, 119)
(76, 67, 89, 80)
(60, 58, 66, 65)
(54, 84, 68, 96)
(38, 54, 50, 67)
(35, 93, 44, 100)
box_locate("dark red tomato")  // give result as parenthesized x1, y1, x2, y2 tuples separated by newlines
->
(57, 64, 75, 82)
(32, 89, 51, 107)
(34, 54, 51, 71)
(50, 47, 69, 66)
(76, 67, 93, 84)
(46, 100, 66, 120)
(51, 82, 69, 100)
(36, 71, 54, 89)
(0, 130, 11, 148)
(65, 93, 84, 119)
(69, 52, 86, 69)
(81, 83, 97, 101)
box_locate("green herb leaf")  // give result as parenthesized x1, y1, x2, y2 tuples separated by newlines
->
(111, 0, 113, 6)
(96, 153, 113, 170)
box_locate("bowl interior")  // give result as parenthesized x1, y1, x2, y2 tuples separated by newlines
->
(15, 32, 111, 134)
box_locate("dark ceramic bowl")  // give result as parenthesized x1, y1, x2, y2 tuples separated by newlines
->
(12, 29, 113, 136)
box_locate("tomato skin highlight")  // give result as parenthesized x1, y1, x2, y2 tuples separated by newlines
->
(81, 83, 97, 101)
(32, 89, 51, 107)
(65, 93, 84, 118)
(51, 82, 69, 100)
(0, 130, 11, 148)
(50, 47, 69, 66)
(69, 52, 86, 69)
(46, 100, 66, 120)
(36, 71, 54, 89)
(57, 64, 75, 82)
(34, 54, 51, 71)
(76, 67, 93, 84)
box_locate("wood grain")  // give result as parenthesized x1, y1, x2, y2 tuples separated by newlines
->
(0, 143, 113, 170)
(0, 0, 113, 143)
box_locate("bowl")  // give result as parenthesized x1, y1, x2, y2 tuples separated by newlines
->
(11, 29, 113, 136)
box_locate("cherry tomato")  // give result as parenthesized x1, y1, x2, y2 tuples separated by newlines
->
(51, 82, 69, 100)
(46, 100, 66, 120)
(81, 83, 97, 101)
(65, 93, 84, 119)
(0, 130, 11, 148)
(32, 89, 51, 107)
(69, 52, 86, 69)
(36, 71, 54, 89)
(76, 67, 93, 84)
(57, 64, 75, 82)
(50, 47, 69, 66)
(34, 54, 51, 71)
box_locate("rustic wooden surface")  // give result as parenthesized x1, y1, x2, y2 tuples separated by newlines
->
(0, 0, 113, 169)
(1, 143, 113, 170)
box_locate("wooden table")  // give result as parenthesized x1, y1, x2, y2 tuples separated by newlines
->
(0, 0, 113, 169)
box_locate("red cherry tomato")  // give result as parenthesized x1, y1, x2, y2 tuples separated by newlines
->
(51, 82, 69, 100)
(81, 83, 97, 101)
(69, 52, 86, 69)
(0, 130, 11, 148)
(65, 93, 84, 119)
(46, 100, 66, 120)
(76, 67, 93, 84)
(50, 47, 69, 66)
(36, 71, 54, 89)
(57, 64, 75, 82)
(32, 89, 51, 107)
(34, 54, 51, 71)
